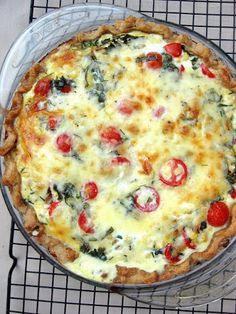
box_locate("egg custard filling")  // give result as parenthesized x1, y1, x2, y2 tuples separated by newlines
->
(2, 18, 236, 284)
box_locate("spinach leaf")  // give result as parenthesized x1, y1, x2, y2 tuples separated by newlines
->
(85, 61, 106, 107)
(190, 57, 199, 70)
(119, 195, 135, 213)
(53, 184, 63, 200)
(226, 169, 236, 185)
(54, 183, 82, 210)
(80, 243, 107, 261)
(200, 221, 207, 231)
(51, 76, 76, 91)
(151, 249, 163, 257)
(82, 34, 140, 50)
(63, 183, 77, 198)
(162, 53, 178, 72)
(204, 88, 222, 103)
(135, 54, 159, 63)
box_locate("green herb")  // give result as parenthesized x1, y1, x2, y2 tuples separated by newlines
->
(204, 88, 222, 103)
(226, 169, 236, 185)
(85, 61, 106, 107)
(20, 167, 26, 174)
(62, 183, 82, 209)
(81, 41, 97, 49)
(190, 57, 199, 70)
(53, 184, 63, 200)
(63, 183, 77, 199)
(135, 54, 158, 63)
(151, 249, 163, 258)
(162, 53, 178, 72)
(71, 152, 82, 162)
(218, 103, 232, 108)
(82, 34, 140, 50)
(119, 195, 135, 213)
(211, 195, 224, 203)
(119, 129, 129, 142)
(24, 198, 34, 205)
(51, 76, 76, 92)
(80, 243, 107, 261)
(104, 227, 114, 237)
(200, 221, 207, 231)
(219, 109, 226, 117)
(80, 242, 90, 254)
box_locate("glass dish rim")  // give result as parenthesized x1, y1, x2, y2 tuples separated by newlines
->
(0, 2, 236, 294)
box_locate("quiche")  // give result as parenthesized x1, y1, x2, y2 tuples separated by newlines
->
(1, 16, 236, 284)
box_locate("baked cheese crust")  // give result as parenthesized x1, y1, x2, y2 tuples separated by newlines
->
(1, 17, 236, 284)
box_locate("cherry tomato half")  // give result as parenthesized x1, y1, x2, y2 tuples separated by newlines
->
(48, 201, 60, 218)
(34, 78, 51, 97)
(207, 201, 230, 227)
(145, 52, 163, 69)
(230, 188, 236, 199)
(200, 64, 216, 78)
(164, 243, 181, 263)
(48, 115, 58, 130)
(164, 43, 182, 57)
(78, 210, 94, 234)
(100, 126, 122, 146)
(159, 158, 188, 187)
(56, 133, 72, 153)
(111, 156, 130, 165)
(133, 186, 160, 212)
(182, 228, 196, 249)
(61, 85, 72, 93)
(82, 181, 98, 200)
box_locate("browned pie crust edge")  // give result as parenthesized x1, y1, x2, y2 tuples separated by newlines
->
(1, 16, 236, 283)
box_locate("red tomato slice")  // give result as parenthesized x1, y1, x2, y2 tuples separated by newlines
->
(48, 201, 60, 218)
(230, 188, 236, 199)
(200, 64, 216, 78)
(48, 115, 58, 130)
(61, 85, 72, 93)
(182, 228, 196, 249)
(164, 43, 182, 57)
(133, 186, 160, 212)
(111, 156, 130, 165)
(153, 106, 166, 118)
(56, 133, 72, 153)
(159, 158, 188, 187)
(78, 210, 94, 234)
(82, 181, 98, 200)
(145, 52, 163, 69)
(180, 64, 185, 73)
(34, 78, 51, 97)
(101, 127, 122, 146)
(207, 201, 230, 227)
(164, 243, 180, 263)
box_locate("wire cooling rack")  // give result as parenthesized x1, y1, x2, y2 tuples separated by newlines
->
(6, 0, 236, 313)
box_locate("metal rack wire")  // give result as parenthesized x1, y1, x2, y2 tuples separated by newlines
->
(6, 0, 236, 313)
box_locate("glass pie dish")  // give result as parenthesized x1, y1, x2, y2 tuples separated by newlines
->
(1, 3, 236, 308)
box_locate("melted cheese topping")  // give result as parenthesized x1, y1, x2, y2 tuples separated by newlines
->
(16, 31, 236, 283)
